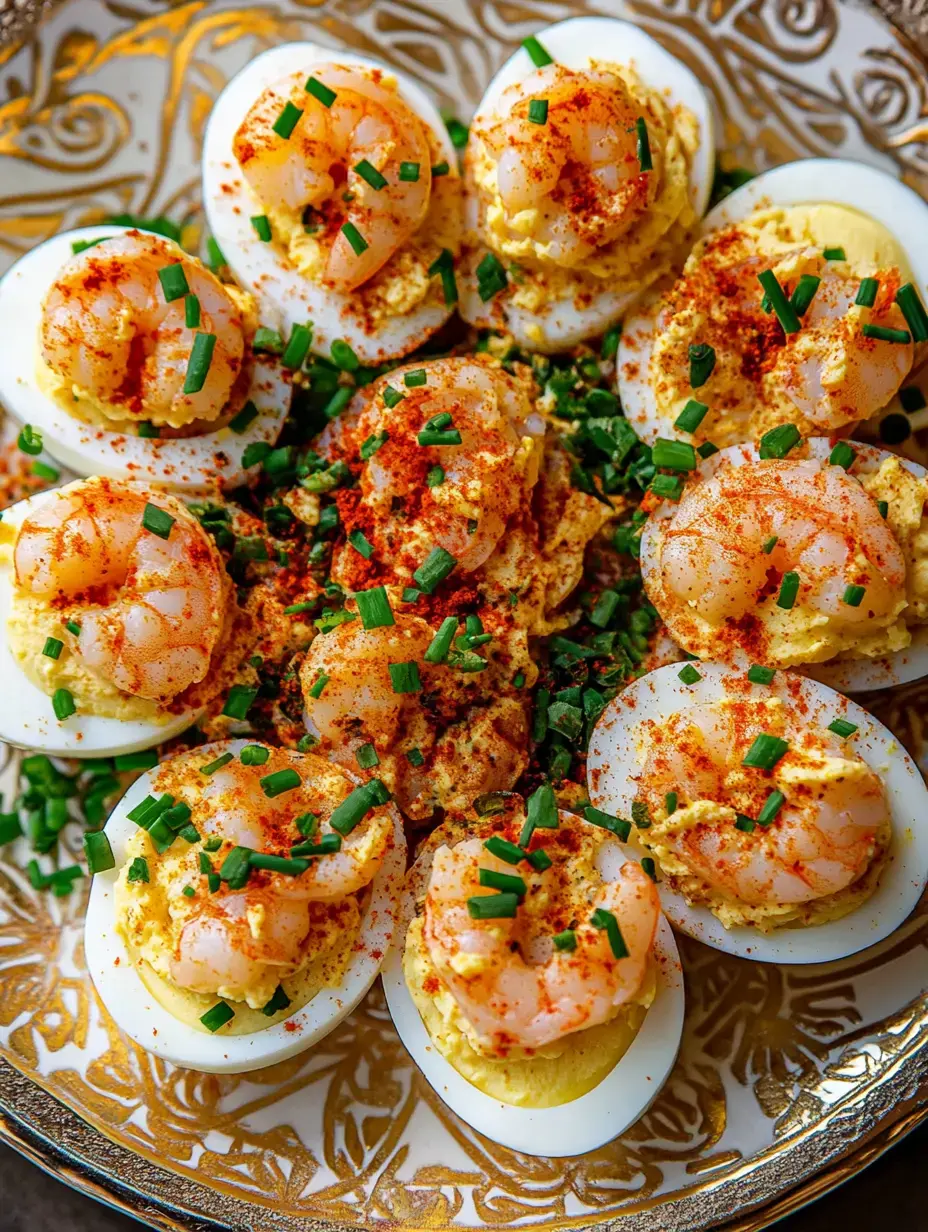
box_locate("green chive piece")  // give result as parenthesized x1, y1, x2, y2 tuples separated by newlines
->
(273, 101, 303, 139)
(126, 794, 171, 827)
(877, 500, 889, 519)
(522, 34, 553, 66)
(743, 665, 776, 688)
(52, 688, 76, 720)
(528, 97, 549, 125)
(828, 717, 858, 738)
(519, 784, 558, 847)
(329, 779, 389, 836)
(248, 852, 309, 876)
(198, 851, 213, 875)
(18, 425, 43, 455)
(404, 368, 427, 388)
(200, 751, 234, 776)
(200, 1000, 235, 1032)
(253, 326, 284, 353)
(206, 236, 225, 270)
(428, 248, 458, 306)
(305, 74, 337, 106)
(777, 571, 800, 609)
(355, 743, 380, 771)
(137, 422, 159, 439)
(483, 836, 524, 866)
(282, 323, 313, 370)
(219, 845, 252, 888)
(759, 423, 802, 459)
(829, 441, 856, 470)
(855, 277, 878, 308)
(348, 529, 374, 559)
(413, 547, 457, 594)
(649, 473, 684, 501)
(64, 619, 82, 637)
(641, 857, 658, 882)
(688, 343, 716, 389)
(789, 273, 820, 317)
(697, 441, 719, 459)
(207, 873, 221, 892)
(42, 637, 63, 661)
(634, 116, 653, 175)
(479, 867, 527, 897)
(182, 294, 201, 331)
(141, 502, 175, 541)
(431, 161, 450, 177)
(467, 892, 519, 920)
(895, 283, 928, 342)
(475, 252, 508, 302)
(31, 459, 60, 482)
(250, 214, 272, 242)
(341, 221, 368, 255)
(383, 387, 405, 410)
(0, 813, 22, 846)
(262, 985, 292, 1017)
(742, 732, 789, 770)
(842, 584, 866, 607)
(426, 465, 445, 488)
(762, 535, 778, 555)
(674, 398, 709, 433)
(823, 246, 846, 261)
(239, 744, 269, 767)
(354, 158, 387, 190)
(355, 585, 395, 630)
(678, 664, 701, 685)
(83, 830, 115, 873)
(757, 269, 801, 334)
(632, 801, 652, 830)
(330, 339, 358, 371)
(360, 431, 388, 459)
(665, 792, 678, 815)
(590, 907, 629, 959)
(157, 263, 189, 302)
(862, 323, 911, 344)
(182, 885, 196, 898)
(183, 331, 217, 393)
(260, 768, 301, 799)
(553, 929, 576, 951)
(757, 789, 786, 826)
(290, 833, 341, 858)
(424, 616, 458, 664)
(418, 425, 462, 447)
(652, 438, 698, 471)
(584, 806, 632, 841)
(406, 747, 425, 768)
(398, 161, 421, 182)
(222, 683, 258, 720)
(735, 815, 756, 833)
(307, 673, 329, 700)
(388, 661, 422, 694)
(127, 856, 149, 883)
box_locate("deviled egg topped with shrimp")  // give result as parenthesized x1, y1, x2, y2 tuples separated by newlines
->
(459, 17, 715, 350)
(0, 227, 291, 490)
(587, 662, 928, 962)
(85, 740, 405, 1071)
(640, 437, 928, 688)
(620, 159, 928, 447)
(0, 476, 231, 755)
(382, 792, 684, 1155)
(203, 42, 463, 363)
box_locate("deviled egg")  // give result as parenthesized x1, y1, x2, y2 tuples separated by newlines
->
(458, 17, 715, 350)
(620, 159, 928, 446)
(85, 739, 406, 1072)
(640, 437, 928, 689)
(0, 226, 290, 491)
(587, 662, 928, 963)
(382, 792, 684, 1156)
(203, 43, 463, 364)
(0, 477, 231, 756)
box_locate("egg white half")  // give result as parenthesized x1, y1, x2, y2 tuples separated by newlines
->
(382, 821, 684, 1157)
(84, 739, 407, 1073)
(640, 437, 928, 691)
(458, 16, 716, 351)
(0, 486, 200, 757)
(202, 42, 458, 365)
(587, 661, 928, 963)
(0, 226, 291, 493)
(619, 158, 928, 444)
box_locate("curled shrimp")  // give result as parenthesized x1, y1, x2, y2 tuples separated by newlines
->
(424, 828, 659, 1055)
(476, 65, 657, 268)
(233, 65, 433, 292)
(642, 454, 908, 664)
(40, 231, 248, 427)
(326, 356, 545, 581)
(13, 478, 226, 703)
(636, 701, 889, 907)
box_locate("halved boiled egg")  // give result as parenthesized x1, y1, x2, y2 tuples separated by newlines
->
(203, 43, 462, 365)
(458, 16, 715, 351)
(620, 158, 928, 446)
(587, 662, 928, 963)
(382, 805, 684, 1156)
(0, 478, 228, 757)
(640, 437, 928, 691)
(0, 226, 290, 492)
(84, 739, 406, 1072)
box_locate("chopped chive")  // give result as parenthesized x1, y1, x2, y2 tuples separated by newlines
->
(206, 236, 225, 270)
(759, 423, 801, 459)
(157, 263, 189, 302)
(467, 892, 519, 919)
(777, 571, 800, 609)
(829, 441, 856, 470)
(674, 398, 709, 433)
(757, 789, 785, 826)
(273, 101, 303, 139)
(382, 387, 405, 411)
(183, 292, 201, 329)
(239, 744, 269, 767)
(735, 815, 756, 833)
(290, 833, 342, 857)
(31, 460, 59, 482)
(522, 34, 553, 66)
(641, 857, 658, 882)
(182, 885, 196, 898)
(52, 688, 76, 720)
(688, 343, 715, 388)
(282, 323, 313, 370)
(417, 426, 462, 447)
(388, 661, 422, 694)
(253, 326, 284, 353)
(649, 473, 684, 501)
(428, 248, 458, 306)
(18, 425, 43, 456)
(198, 851, 213, 875)
(475, 251, 508, 302)
(222, 683, 258, 720)
(406, 747, 425, 768)
(445, 115, 469, 148)
(114, 750, 159, 772)
(842, 584, 866, 607)
(398, 161, 420, 182)
(207, 873, 221, 892)
(862, 323, 911, 344)
(137, 422, 159, 439)
(354, 585, 394, 630)
(183, 331, 217, 393)
(329, 779, 389, 835)
(200, 1001, 235, 1032)
(42, 637, 64, 660)
(426, 465, 445, 488)
(789, 273, 820, 317)
(413, 547, 457, 594)
(635, 117, 652, 172)
(66, 620, 82, 637)
(354, 158, 387, 190)
(757, 269, 801, 334)
(360, 430, 388, 459)
(262, 985, 292, 1016)
(219, 846, 252, 890)
(678, 664, 701, 685)
(355, 743, 380, 771)
(479, 867, 527, 897)
(307, 673, 329, 700)
(260, 768, 301, 799)
(747, 665, 776, 685)
(127, 856, 149, 883)
(877, 500, 889, 519)
(0, 813, 22, 846)
(528, 97, 549, 125)
(200, 751, 234, 776)
(665, 792, 678, 815)
(404, 368, 427, 388)
(652, 438, 697, 471)
(127, 794, 172, 827)
(762, 535, 778, 554)
(424, 616, 458, 664)
(828, 717, 858, 738)
(483, 836, 524, 865)
(431, 161, 450, 177)
(855, 277, 878, 308)
(83, 830, 115, 873)
(823, 246, 846, 261)
(553, 929, 576, 951)
(249, 852, 309, 875)
(250, 214, 272, 242)
(632, 801, 652, 830)
(341, 221, 368, 255)
(895, 283, 928, 342)
(590, 907, 629, 959)
(305, 75, 337, 106)
(330, 339, 358, 371)
(583, 806, 631, 841)
(348, 529, 375, 559)
(141, 502, 175, 540)
(519, 783, 558, 847)
(742, 732, 789, 770)
(697, 441, 719, 459)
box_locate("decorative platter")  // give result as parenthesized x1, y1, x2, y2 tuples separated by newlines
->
(1, 1, 928, 1231)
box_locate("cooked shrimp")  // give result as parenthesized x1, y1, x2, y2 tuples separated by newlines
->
(233, 66, 433, 291)
(424, 833, 659, 1054)
(645, 455, 907, 662)
(637, 701, 889, 905)
(14, 478, 225, 703)
(478, 65, 658, 267)
(327, 356, 545, 579)
(40, 231, 247, 427)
